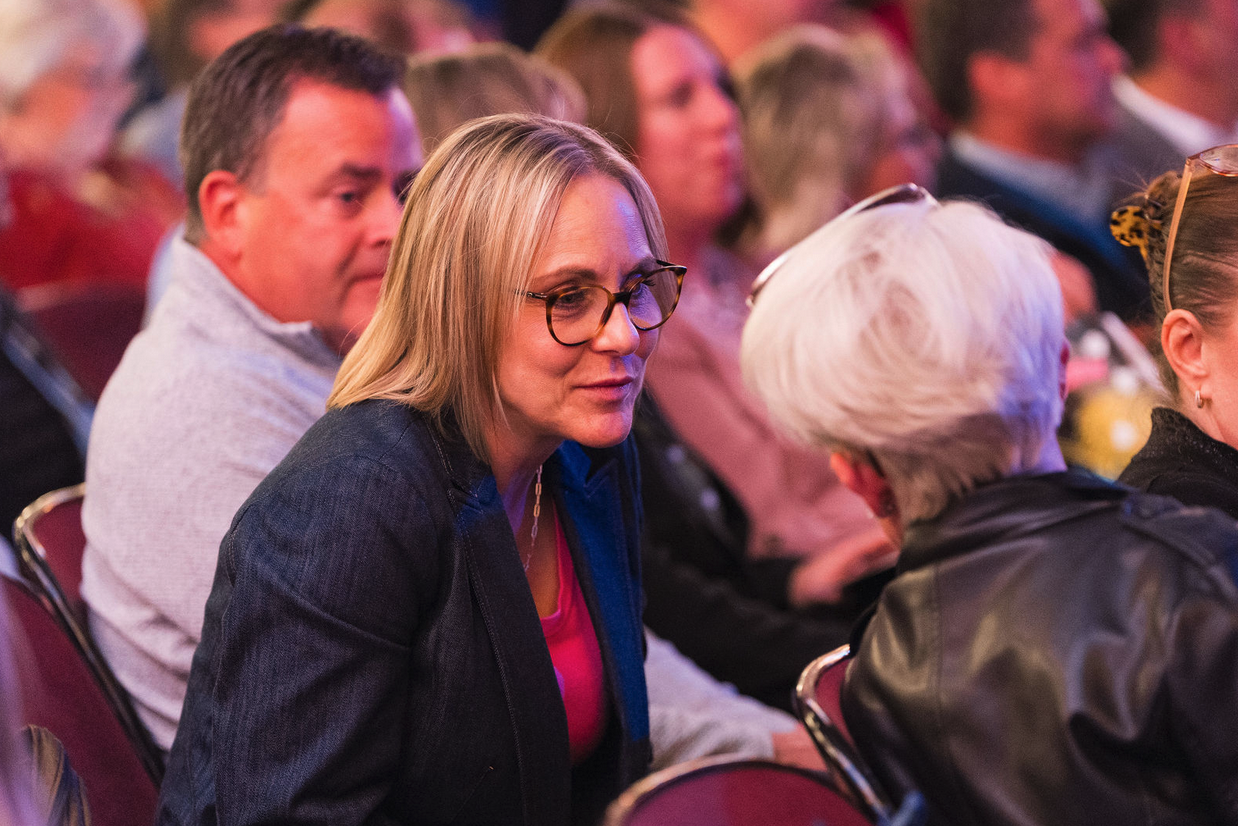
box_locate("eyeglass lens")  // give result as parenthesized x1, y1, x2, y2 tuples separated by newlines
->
(549, 268, 680, 345)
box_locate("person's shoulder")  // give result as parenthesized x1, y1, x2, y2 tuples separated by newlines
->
(1111, 488, 1238, 594)
(1120, 461, 1238, 521)
(265, 400, 449, 495)
(229, 402, 450, 553)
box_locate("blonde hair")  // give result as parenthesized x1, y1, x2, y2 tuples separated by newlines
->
(735, 26, 912, 255)
(742, 199, 1064, 522)
(404, 42, 586, 154)
(328, 113, 667, 462)
(1131, 171, 1238, 398)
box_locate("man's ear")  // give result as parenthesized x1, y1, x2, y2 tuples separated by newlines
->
(196, 169, 246, 258)
(1162, 308, 1208, 402)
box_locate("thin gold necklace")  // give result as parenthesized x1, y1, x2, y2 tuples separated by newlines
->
(523, 465, 542, 573)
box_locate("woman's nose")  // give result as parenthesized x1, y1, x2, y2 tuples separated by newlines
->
(594, 302, 641, 354)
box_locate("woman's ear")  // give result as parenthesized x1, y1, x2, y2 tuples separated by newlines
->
(1162, 308, 1208, 401)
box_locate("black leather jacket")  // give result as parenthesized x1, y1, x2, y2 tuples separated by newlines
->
(843, 469, 1238, 826)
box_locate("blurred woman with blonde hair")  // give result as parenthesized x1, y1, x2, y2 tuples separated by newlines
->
(733, 24, 939, 265)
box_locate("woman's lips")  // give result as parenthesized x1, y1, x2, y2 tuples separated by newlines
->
(578, 376, 635, 402)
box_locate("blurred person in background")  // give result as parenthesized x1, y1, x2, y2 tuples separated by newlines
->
(123, 0, 284, 190)
(0, 0, 181, 293)
(686, 0, 837, 64)
(299, 0, 477, 52)
(732, 23, 939, 267)
(1102, 0, 1238, 191)
(0, 148, 92, 591)
(743, 188, 1238, 826)
(286, 0, 477, 55)
(403, 42, 582, 152)
(914, 0, 1150, 326)
(540, 3, 895, 708)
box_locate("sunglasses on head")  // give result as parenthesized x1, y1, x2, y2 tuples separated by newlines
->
(1161, 144, 1238, 312)
(747, 183, 938, 309)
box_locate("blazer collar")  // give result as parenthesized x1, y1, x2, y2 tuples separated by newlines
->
(441, 425, 644, 824)
(549, 443, 648, 743)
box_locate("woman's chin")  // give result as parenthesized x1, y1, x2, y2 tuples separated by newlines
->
(570, 413, 636, 449)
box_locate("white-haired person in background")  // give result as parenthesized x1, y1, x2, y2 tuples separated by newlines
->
(741, 186, 1238, 826)
(0, 0, 181, 293)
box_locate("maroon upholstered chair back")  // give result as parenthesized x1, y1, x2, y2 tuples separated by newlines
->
(813, 644, 851, 745)
(795, 644, 895, 823)
(18, 281, 145, 402)
(3, 576, 158, 826)
(12, 485, 165, 785)
(604, 756, 871, 826)
(14, 484, 86, 622)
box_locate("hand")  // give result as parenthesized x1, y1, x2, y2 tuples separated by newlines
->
(788, 527, 897, 606)
(771, 729, 825, 770)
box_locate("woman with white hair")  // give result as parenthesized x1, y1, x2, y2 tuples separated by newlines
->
(0, 0, 180, 292)
(742, 187, 1238, 826)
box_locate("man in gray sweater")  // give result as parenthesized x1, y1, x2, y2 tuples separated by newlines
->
(81, 26, 421, 752)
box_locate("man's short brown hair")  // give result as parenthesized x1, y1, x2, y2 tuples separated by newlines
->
(913, 0, 1039, 123)
(1104, 0, 1202, 73)
(179, 24, 403, 242)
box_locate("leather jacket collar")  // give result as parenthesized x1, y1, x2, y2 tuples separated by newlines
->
(900, 469, 1128, 572)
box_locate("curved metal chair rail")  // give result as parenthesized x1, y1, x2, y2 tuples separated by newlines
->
(794, 644, 894, 823)
(603, 754, 866, 826)
(13, 484, 165, 785)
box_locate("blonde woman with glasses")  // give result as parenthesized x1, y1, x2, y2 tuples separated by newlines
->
(1116, 145, 1238, 518)
(158, 114, 682, 826)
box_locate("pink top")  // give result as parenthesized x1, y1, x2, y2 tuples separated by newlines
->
(540, 516, 608, 764)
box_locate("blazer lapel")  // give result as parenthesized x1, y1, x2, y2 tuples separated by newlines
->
(440, 437, 572, 826)
(549, 444, 649, 745)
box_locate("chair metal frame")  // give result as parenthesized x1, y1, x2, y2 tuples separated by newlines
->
(3, 573, 160, 826)
(603, 754, 865, 826)
(12, 484, 165, 784)
(794, 644, 894, 823)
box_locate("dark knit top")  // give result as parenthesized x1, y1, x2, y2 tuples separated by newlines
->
(1118, 406, 1238, 520)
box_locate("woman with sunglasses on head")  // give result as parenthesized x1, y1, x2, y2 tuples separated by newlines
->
(743, 185, 1238, 826)
(1116, 146, 1238, 517)
(158, 114, 681, 826)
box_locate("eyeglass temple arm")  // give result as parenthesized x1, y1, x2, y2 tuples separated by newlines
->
(1161, 157, 1195, 313)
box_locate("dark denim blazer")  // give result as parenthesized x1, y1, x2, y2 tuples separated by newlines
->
(157, 399, 651, 826)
